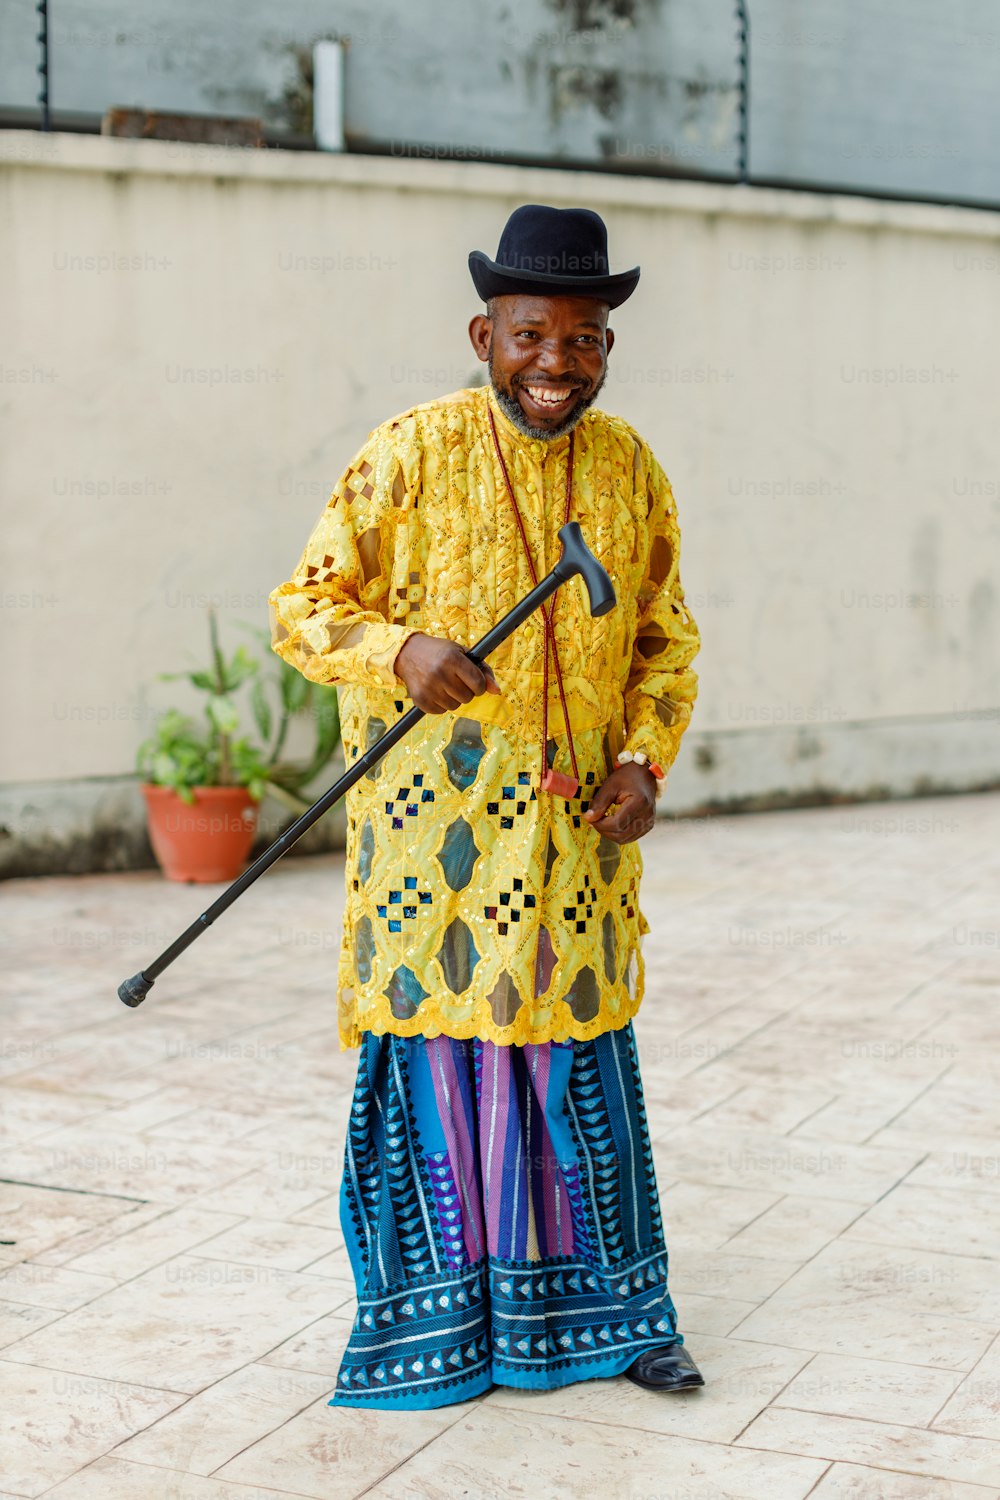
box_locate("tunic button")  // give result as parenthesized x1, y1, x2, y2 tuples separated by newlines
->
(527, 481, 536, 494)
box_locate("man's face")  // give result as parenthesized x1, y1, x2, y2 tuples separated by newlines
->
(469, 294, 615, 440)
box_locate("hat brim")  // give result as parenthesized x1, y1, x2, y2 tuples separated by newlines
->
(469, 251, 640, 310)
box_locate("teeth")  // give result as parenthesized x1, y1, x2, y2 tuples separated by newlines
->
(525, 387, 574, 406)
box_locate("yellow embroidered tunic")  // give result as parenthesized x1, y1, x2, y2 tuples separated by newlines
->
(269, 385, 700, 1050)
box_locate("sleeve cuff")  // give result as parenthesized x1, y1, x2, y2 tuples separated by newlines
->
(364, 624, 423, 689)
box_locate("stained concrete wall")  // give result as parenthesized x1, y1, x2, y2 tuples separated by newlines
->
(3, 0, 1000, 205)
(1, 131, 999, 873)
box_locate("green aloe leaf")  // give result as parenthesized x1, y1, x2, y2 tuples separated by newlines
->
(250, 678, 273, 742)
(223, 645, 259, 693)
(280, 661, 310, 714)
(207, 695, 240, 735)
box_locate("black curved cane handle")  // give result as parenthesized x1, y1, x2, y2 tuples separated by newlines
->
(554, 521, 616, 617)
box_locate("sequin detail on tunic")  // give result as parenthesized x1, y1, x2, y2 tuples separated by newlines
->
(269, 385, 700, 1048)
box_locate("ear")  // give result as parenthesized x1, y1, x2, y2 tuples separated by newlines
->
(605, 326, 615, 356)
(468, 314, 492, 362)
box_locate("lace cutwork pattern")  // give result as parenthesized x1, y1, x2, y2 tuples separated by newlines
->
(269, 385, 700, 1048)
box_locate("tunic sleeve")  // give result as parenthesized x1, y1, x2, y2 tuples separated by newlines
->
(268, 431, 422, 691)
(622, 447, 701, 780)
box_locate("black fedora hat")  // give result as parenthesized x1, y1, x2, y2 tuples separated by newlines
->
(469, 204, 640, 309)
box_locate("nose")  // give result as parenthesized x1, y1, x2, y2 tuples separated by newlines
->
(531, 338, 580, 381)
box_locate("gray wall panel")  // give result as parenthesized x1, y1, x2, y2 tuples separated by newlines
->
(750, 0, 1000, 203)
(1, 0, 997, 203)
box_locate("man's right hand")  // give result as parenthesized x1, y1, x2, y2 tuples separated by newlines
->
(394, 633, 502, 714)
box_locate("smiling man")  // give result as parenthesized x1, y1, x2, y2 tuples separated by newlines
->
(479, 293, 611, 438)
(269, 204, 703, 1408)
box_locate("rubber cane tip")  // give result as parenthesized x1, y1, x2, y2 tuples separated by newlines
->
(118, 972, 153, 1008)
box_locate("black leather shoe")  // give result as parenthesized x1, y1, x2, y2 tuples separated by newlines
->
(624, 1343, 705, 1391)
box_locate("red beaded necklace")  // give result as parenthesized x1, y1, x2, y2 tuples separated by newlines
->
(487, 404, 581, 799)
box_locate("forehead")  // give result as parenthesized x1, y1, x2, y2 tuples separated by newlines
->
(493, 294, 609, 330)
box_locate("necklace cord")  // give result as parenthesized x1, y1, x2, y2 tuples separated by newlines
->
(487, 406, 581, 786)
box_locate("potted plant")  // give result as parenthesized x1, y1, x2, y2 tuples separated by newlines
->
(136, 609, 341, 882)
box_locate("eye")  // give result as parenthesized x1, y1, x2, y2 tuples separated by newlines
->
(577, 334, 599, 345)
(515, 329, 539, 339)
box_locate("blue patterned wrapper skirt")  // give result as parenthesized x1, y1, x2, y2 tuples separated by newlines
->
(332, 1022, 681, 1409)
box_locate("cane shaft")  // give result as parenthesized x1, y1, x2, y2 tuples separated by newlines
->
(140, 699, 424, 985)
(121, 564, 574, 1002)
(159, 562, 565, 951)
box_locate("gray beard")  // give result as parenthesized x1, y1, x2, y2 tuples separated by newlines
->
(488, 351, 606, 441)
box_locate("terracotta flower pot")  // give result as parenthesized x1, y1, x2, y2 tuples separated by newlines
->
(141, 784, 261, 883)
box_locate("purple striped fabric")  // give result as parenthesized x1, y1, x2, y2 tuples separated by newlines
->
(334, 1024, 682, 1409)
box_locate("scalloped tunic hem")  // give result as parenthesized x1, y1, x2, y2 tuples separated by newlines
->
(336, 967, 648, 1051)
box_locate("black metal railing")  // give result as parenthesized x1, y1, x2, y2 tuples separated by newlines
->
(36, 0, 50, 130)
(735, 0, 750, 182)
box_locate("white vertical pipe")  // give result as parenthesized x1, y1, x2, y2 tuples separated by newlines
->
(313, 40, 346, 152)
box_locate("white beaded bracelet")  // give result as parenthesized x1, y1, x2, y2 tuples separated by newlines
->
(615, 749, 667, 799)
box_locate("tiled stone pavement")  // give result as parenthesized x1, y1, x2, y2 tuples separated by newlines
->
(1, 790, 999, 1499)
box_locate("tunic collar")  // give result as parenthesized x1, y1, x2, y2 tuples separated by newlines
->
(483, 383, 573, 461)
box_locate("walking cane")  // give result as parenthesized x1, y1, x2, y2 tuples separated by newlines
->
(118, 522, 615, 1008)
